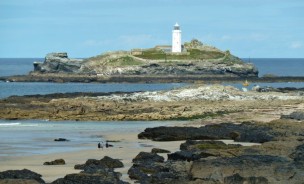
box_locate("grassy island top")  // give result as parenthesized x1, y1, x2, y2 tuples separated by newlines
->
(85, 39, 244, 67)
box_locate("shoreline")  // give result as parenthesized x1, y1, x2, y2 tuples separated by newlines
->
(1, 74, 304, 83)
(1, 104, 304, 183)
(1, 83, 303, 121)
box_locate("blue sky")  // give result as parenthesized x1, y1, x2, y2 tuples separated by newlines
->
(0, 0, 303, 58)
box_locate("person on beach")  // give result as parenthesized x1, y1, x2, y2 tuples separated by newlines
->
(105, 141, 113, 148)
(98, 142, 101, 149)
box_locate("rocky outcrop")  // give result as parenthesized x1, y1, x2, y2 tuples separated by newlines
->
(33, 52, 86, 74)
(167, 140, 242, 161)
(128, 151, 191, 183)
(132, 119, 304, 184)
(53, 156, 127, 184)
(281, 111, 304, 120)
(43, 159, 65, 165)
(151, 148, 171, 154)
(31, 40, 259, 78)
(138, 122, 275, 143)
(0, 84, 303, 121)
(0, 169, 45, 184)
(95, 85, 302, 102)
(51, 171, 128, 184)
(191, 155, 295, 183)
(74, 156, 124, 170)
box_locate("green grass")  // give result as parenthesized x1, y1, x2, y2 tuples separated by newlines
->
(108, 56, 144, 66)
(133, 48, 225, 61)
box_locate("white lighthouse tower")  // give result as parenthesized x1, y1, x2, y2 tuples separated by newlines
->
(172, 23, 182, 53)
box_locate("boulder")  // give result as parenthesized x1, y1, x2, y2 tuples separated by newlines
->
(51, 172, 128, 184)
(281, 111, 304, 120)
(74, 156, 124, 170)
(128, 158, 191, 183)
(0, 169, 45, 183)
(132, 152, 164, 163)
(167, 150, 202, 161)
(151, 148, 171, 154)
(33, 52, 84, 73)
(43, 159, 65, 165)
(224, 173, 268, 184)
(53, 156, 127, 184)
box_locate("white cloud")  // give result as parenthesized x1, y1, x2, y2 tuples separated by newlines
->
(290, 41, 303, 49)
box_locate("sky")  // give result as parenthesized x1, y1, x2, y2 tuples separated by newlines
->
(0, 0, 303, 58)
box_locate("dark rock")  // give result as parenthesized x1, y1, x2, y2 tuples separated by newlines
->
(191, 155, 296, 183)
(290, 143, 304, 168)
(98, 156, 123, 168)
(281, 111, 304, 120)
(128, 152, 166, 182)
(54, 138, 69, 142)
(138, 122, 274, 143)
(128, 159, 191, 183)
(0, 169, 45, 183)
(128, 166, 148, 180)
(74, 156, 124, 170)
(132, 152, 164, 163)
(128, 163, 168, 181)
(53, 156, 127, 184)
(224, 173, 269, 184)
(168, 150, 202, 161)
(43, 159, 65, 165)
(51, 172, 128, 184)
(151, 148, 171, 154)
(33, 52, 85, 74)
(180, 140, 231, 151)
(256, 86, 278, 92)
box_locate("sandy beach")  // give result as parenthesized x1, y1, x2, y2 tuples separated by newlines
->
(0, 131, 184, 183)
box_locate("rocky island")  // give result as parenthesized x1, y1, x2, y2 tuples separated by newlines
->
(2, 39, 261, 83)
(35, 39, 258, 77)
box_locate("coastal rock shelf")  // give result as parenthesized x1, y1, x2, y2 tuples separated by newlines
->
(0, 84, 303, 121)
(132, 117, 304, 183)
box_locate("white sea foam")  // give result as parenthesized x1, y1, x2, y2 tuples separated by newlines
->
(0, 122, 21, 126)
(0, 122, 39, 127)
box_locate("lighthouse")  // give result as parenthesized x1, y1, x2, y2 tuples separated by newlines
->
(172, 23, 182, 53)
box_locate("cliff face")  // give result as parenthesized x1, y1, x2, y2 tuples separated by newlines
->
(33, 52, 85, 73)
(33, 40, 258, 78)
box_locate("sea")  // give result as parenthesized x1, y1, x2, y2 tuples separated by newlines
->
(0, 58, 303, 157)
(0, 120, 182, 157)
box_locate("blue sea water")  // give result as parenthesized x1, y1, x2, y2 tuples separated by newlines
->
(242, 58, 304, 77)
(0, 58, 40, 77)
(0, 82, 187, 99)
(0, 58, 304, 157)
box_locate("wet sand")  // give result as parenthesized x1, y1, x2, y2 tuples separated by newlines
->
(0, 132, 184, 183)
